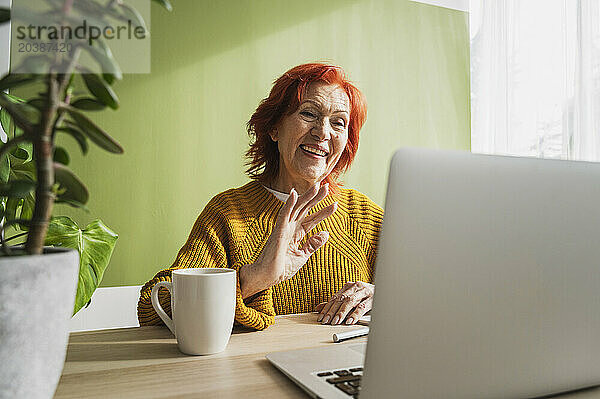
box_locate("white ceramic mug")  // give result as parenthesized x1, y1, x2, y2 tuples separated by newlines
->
(151, 268, 236, 355)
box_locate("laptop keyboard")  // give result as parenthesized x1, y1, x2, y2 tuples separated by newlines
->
(315, 367, 363, 397)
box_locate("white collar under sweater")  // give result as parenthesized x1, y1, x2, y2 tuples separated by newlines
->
(262, 185, 290, 202)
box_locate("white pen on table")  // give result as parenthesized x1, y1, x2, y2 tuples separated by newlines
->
(332, 326, 370, 343)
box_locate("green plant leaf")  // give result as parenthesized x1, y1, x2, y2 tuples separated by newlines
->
(82, 74, 119, 110)
(152, 0, 173, 12)
(9, 141, 33, 162)
(27, 98, 46, 112)
(0, 180, 35, 198)
(0, 74, 37, 92)
(64, 107, 123, 154)
(64, 0, 106, 17)
(0, 8, 10, 23)
(0, 95, 30, 141)
(43, 1, 114, 40)
(3, 193, 32, 231)
(2, 93, 25, 103)
(119, 3, 147, 30)
(0, 108, 12, 138)
(0, 110, 25, 140)
(56, 124, 89, 155)
(19, 194, 34, 227)
(64, 112, 122, 154)
(102, 73, 116, 85)
(55, 198, 90, 211)
(4, 197, 20, 223)
(0, 154, 9, 183)
(53, 146, 70, 165)
(44, 217, 118, 315)
(93, 38, 123, 78)
(54, 162, 89, 205)
(0, 93, 39, 130)
(66, 0, 122, 27)
(71, 98, 107, 111)
(8, 154, 35, 178)
(80, 43, 123, 80)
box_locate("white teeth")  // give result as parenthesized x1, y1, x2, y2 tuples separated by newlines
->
(300, 145, 327, 156)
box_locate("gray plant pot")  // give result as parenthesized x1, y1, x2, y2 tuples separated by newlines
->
(0, 247, 79, 399)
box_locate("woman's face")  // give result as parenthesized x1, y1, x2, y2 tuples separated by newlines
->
(270, 82, 350, 193)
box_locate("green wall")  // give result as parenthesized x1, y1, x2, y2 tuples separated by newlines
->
(56, 0, 470, 286)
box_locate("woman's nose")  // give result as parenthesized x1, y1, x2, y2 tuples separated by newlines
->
(311, 119, 332, 141)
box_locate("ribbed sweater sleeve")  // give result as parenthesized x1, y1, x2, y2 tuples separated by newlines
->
(137, 194, 275, 330)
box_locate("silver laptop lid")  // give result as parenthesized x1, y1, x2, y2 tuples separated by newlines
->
(361, 148, 600, 399)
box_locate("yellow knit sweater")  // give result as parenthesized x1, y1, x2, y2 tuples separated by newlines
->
(137, 180, 383, 330)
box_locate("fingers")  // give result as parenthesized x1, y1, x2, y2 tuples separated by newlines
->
(317, 293, 339, 322)
(315, 303, 324, 312)
(318, 282, 375, 325)
(287, 184, 319, 222)
(318, 295, 344, 324)
(334, 286, 370, 325)
(299, 231, 329, 257)
(278, 188, 298, 223)
(345, 296, 373, 324)
(323, 284, 363, 325)
(301, 202, 338, 233)
(318, 281, 354, 323)
(293, 183, 329, 221)
(280, 183, 332, 229)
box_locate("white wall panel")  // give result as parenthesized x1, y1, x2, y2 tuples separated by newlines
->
(69, 286, 143, 332)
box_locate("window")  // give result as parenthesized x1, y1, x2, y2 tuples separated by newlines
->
(470, 0, 600, 161)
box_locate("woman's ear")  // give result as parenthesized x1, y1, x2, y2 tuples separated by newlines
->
(269, 127, 279, 142)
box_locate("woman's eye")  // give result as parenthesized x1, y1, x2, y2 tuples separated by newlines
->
(333, 120, 346, 128)
(300, 111, 316, 118)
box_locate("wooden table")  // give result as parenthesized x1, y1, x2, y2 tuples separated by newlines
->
(54, 313, 600, 399)
(54, 313, 367, 398)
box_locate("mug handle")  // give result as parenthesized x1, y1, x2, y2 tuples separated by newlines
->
(151, 281, 176, 335)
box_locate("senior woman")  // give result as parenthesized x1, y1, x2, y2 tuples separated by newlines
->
(137, 63, 383, 330)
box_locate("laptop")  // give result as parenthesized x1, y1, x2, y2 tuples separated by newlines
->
(266, 148, 600, 398)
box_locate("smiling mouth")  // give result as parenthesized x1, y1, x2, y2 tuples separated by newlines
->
(300, 144, 328, 157)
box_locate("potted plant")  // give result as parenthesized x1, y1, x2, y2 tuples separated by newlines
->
(0, 1, 171, 398)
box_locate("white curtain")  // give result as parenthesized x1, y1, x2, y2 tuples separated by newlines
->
(470, 0, 600, 161)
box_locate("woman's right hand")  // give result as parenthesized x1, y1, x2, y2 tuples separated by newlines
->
(240, 183, 337, 298)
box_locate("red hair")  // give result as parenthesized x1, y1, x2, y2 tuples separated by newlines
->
(245, 62, 367, 192)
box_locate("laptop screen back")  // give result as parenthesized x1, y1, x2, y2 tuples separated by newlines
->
(361, 148, 600, 399)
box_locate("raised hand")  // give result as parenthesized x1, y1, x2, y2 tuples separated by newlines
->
(240, 183, 337, 298)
